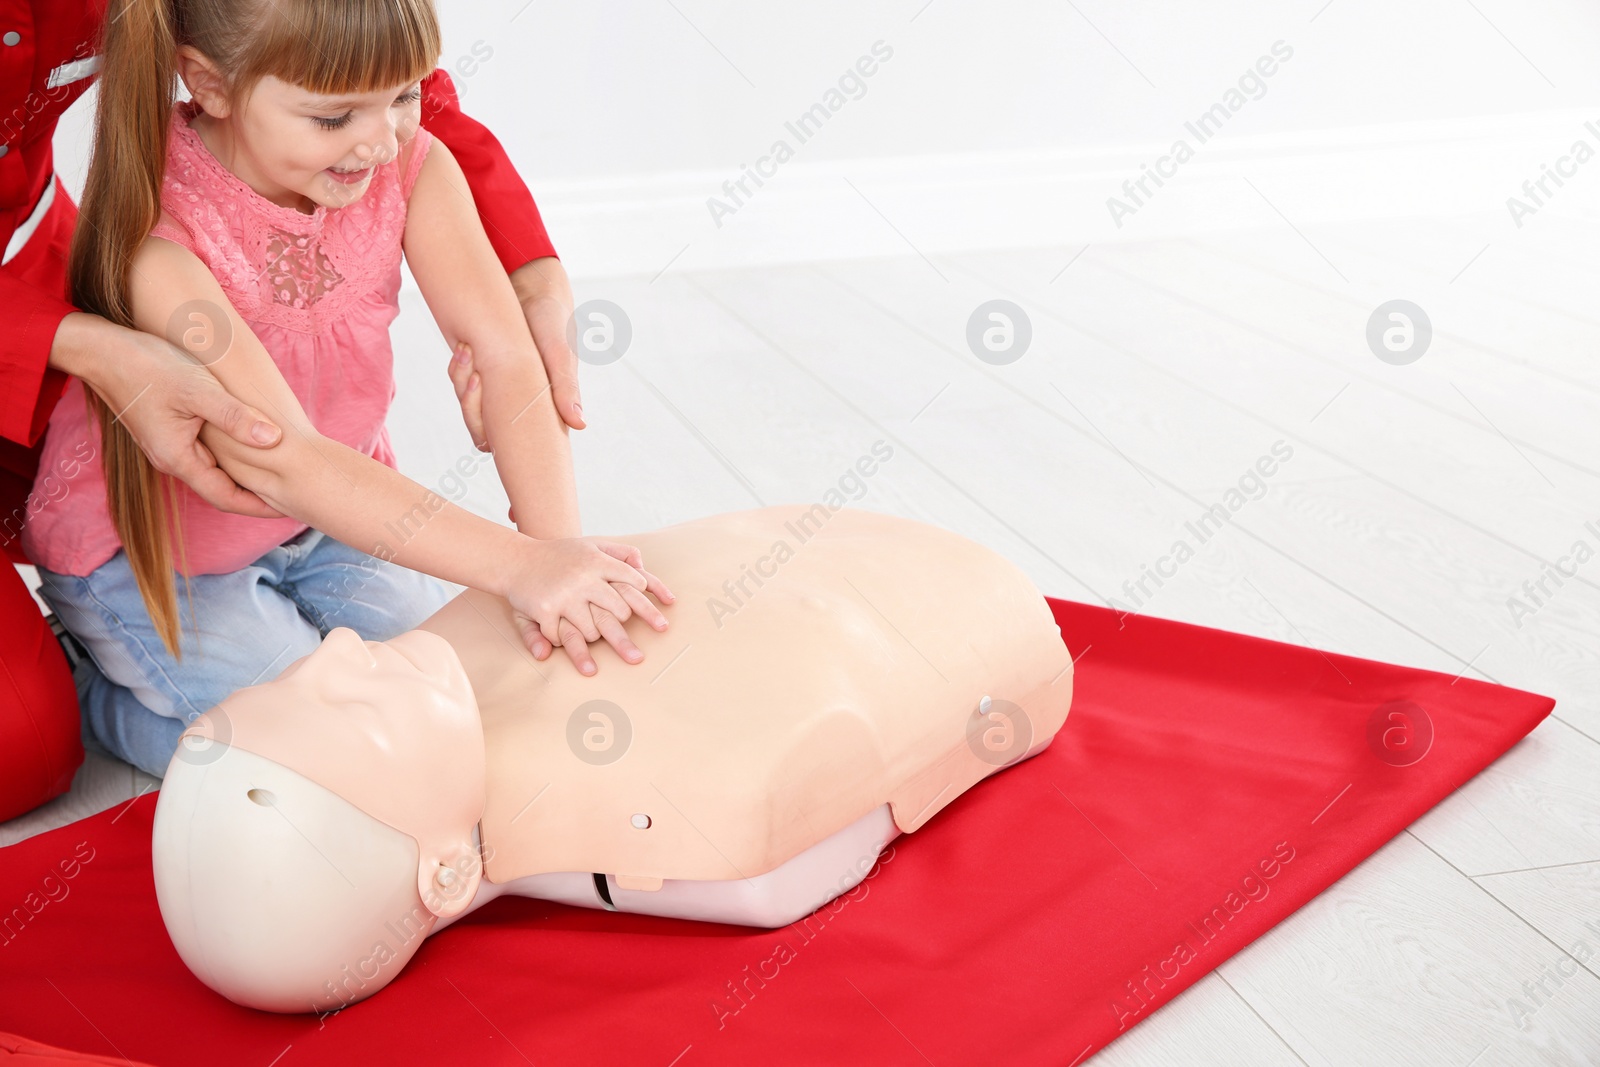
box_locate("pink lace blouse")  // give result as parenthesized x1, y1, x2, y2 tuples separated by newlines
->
(24, 99, 433, 577)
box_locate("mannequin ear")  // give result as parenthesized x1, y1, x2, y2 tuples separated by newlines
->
(174, 45, 233, 118)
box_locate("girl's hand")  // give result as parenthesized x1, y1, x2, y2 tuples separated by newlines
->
(506, 537, 676, 675)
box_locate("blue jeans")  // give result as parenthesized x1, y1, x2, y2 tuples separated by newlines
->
(35, 528, 455, 778)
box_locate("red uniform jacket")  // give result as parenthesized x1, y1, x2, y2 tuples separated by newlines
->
(0, 0, 558, 561)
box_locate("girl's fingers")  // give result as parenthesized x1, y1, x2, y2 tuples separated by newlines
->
(562, 604, 603, 645)
(536, 613, 566, 651)
(617, 582, 669, 631)
(594, 539, 647, 575)
(599, 539, 642, 567)
(514, 611, 553, 659)
(528, 618, 553, 659)
(593, 542, 673, 605)
(538, 614, 596, 674)
(637, 566, 676, 606)
(594, 611, 644, 665)
(600, 556, 649, 594)
(593, 580, 636, 624)
(556, 616, 599, 676)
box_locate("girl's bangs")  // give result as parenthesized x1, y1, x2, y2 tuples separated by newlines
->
(241, 0, 441, 95)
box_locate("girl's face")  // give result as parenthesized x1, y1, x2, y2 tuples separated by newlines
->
(183, 56, 425, 214)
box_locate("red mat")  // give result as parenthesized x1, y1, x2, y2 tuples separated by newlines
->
(0, 598, 1553, 1066)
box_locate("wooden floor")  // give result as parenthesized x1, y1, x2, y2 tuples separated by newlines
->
(5, 211, 1598, 1065)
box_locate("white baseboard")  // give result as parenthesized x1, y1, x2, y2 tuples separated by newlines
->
(525, 107, 1598, 280)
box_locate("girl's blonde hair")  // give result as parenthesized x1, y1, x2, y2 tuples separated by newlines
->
(70, 0, 441, 656)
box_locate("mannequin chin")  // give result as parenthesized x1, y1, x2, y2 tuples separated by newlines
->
(153, 505, 1074, 1013)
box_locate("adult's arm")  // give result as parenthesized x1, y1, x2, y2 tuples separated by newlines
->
(417, 69, 556, 274)
(0, 272, 74, 448)
(418, 69, 585, 433)
(0, 219, 282, 517)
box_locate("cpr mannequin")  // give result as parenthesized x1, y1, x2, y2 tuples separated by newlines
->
(151, 505, 1074, 1014)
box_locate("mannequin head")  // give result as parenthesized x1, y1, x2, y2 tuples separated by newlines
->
(152, 628, 486, 1013)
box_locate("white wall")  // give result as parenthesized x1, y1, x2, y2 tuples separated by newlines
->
(438, 0, 1596, 176)
(438, 0, 1600, 275)
(54, 1, 1600, 276)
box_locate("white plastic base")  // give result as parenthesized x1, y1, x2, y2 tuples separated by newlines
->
(445, 803, 901, 931)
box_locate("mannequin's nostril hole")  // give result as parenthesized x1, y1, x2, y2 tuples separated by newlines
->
(247, 788, 277, 807)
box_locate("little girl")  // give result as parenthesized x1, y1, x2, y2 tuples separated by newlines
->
(22, 0, 673, 777)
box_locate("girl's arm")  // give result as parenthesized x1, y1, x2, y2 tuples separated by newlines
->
(127, 229, 659, 672)
(400, 138, 578, 543)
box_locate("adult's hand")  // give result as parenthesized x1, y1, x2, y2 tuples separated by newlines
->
(49, 312, 284, 517)
(511, 256, 583, 432)
(448, 255, 584, 450)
